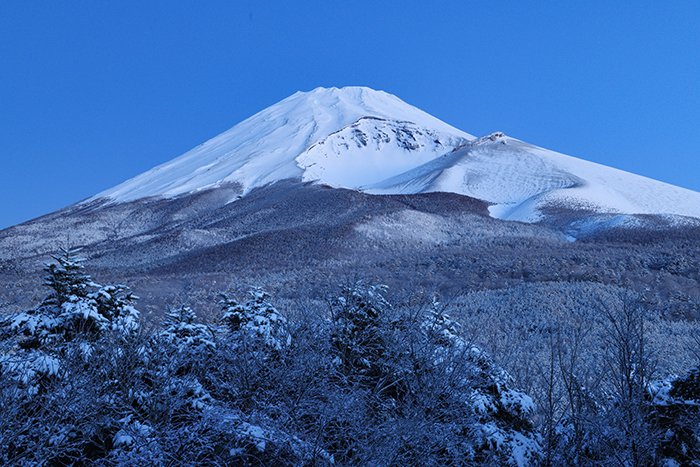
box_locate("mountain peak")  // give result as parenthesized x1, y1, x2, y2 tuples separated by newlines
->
(92, 86, 472, 203)
(292, 85, 392, 100)
(89, 87, 700, 226)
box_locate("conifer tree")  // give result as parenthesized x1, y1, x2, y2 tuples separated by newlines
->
(422, 297, 542, 465)
(160, 305, 215, 354)
(220, 288, 290, 353)
(42, 247, 93, 307)
(330, 283, 389, 382)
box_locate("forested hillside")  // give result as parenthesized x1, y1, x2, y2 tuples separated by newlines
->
(1, 250, 698, 465)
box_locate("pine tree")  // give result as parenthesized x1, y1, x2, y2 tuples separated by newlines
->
(160, 306, 215, 354)
(330, 283, 389, 382)
(42, 247, 93, 307)
(220, 288, 290, 353)
(4, 249, 142, 398)
(90, 284, 140, 335)
(12, 247, 97, 347)
(651, 367, 700, 464)
(11, 248, 142, 350)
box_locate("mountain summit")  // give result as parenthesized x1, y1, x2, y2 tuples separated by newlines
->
(92, 86, 700, 223)
(93, 86, 471, 203)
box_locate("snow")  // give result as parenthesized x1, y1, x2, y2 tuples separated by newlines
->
(91, 87, 700, 223)
(221, 289, 291, 352)
(239, 422, 268, 452)
(113, 416, 153, 449)
(62, 299, 105, 324)
(11, 311, 58, 336)
(92, 86, 472, 203)
(297, 116, 465, 187)
(508, 431, 542, 467)
(113, 431, 135, 448)
(33, 353, 61, 376)
(500, 386, 535, 415)
(369, 134, 700, 222)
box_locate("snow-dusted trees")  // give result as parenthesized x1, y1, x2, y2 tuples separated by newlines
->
(42, 247, 93, 306)
(160, 305, 215, 354)
(154, 305, 215, 412)
(325, 285, 542, 465)
(330, 283, 390, 386)
(420, 299, 542, 465)
(12, 253, 699, 464)
(650, 367, 700, 465)
(213, 288, 292, 409)
(92, 284, 140, 336)
(599, 296, 660, 465)
(3, 248, 140, 398)
(10, 247, 140, 349)
(0, 253, 318, 465)
(0, 248, 144, 464)
(220, 288, 290, 353)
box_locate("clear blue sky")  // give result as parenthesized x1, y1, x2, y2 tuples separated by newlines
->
(1, 1, 699, 228)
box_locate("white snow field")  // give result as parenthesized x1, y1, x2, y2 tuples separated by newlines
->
(368, 132, 700, 222)
(92, 86, 472, 202)
(93, 86, 700, 223)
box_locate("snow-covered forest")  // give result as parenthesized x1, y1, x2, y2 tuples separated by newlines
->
(1, 250, 698, 465)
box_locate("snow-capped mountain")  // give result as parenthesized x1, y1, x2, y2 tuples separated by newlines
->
(5, 90, 700, 467)
(93, 86, 471, 202)
(3, 88, 700, 388)
(92, 86, 700, 224)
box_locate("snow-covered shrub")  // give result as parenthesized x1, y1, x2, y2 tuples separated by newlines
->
(152, 306, 216, 418)
(90, 284, 140, 336)
(420, 298, 542, 466)
(208, 289, 293, 410)
(324, 287, 542, 465)
(220, 288, 290, 353)
(159, 305, 215, 354)
(330, 283, 390, 384)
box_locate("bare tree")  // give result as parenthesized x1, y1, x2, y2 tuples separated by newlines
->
(601, 295, 660, 466)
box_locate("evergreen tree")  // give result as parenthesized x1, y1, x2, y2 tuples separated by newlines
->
(11, 247, 140, 349)
(220, 288, 290, 353)
(651, 367, 700, 464)
(91, 284, 140, 335)
(5, 249, 142, 399)
(12, 247, 97, 348)
(42, 247, 94, 307)
(160, 305, 215, 354)
(0, 250, 144, 463)
(330, 283, 389, 383)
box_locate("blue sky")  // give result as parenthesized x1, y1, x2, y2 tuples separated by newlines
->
(1, 1, 699, 228)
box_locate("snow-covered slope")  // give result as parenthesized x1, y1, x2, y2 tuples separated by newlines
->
(368, 133, 700, 222)
(92, 86, 472, 202)
(92, 86, 700, 225)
